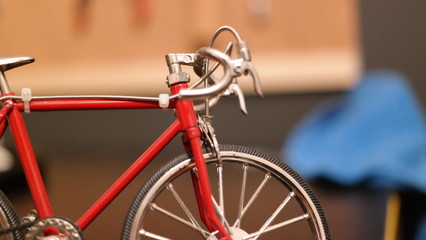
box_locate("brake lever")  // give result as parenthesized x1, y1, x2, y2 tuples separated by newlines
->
(244, 61, 263, 98)
(223, 81, 248, 115)
(231, 83, 248, 115)
(236, 41, 263, 98)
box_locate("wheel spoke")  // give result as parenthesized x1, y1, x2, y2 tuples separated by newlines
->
(212, 196, 233, 234)
(243, 213, 310, 240)
(217, 164, 225, 224)
(139, 229, 173, 240)
(167, 183, 209, 238)
(150, 203, 210, 237)
(233, 173, 271, 227)
(252, 191, 296, 240)
(235, 164, 248, 228)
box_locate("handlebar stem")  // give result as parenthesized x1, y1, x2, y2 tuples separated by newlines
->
(165, 53, 198, 87)
(166, 72, 191, 87)
(165, 53, 201, 72)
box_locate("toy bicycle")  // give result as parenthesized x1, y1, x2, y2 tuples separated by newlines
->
(0, 26, 330, 240)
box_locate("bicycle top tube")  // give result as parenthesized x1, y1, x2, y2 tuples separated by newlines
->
(0, 94, 167, 103)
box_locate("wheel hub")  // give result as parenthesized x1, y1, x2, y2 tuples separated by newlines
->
(229, 227, 249, 240)
(208, 227, 249, 240)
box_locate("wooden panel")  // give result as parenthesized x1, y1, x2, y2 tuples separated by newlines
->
(0, 0, 361, 95)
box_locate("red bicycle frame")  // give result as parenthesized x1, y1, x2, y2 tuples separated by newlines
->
(0, 82, 231, 239)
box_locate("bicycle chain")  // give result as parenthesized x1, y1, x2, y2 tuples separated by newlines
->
(0, 220, 34, 236)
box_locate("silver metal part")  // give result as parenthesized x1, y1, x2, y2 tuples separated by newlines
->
(139, 229, 172, 240)
(166, 183, 209, 238)
(252, 191, 295, 240)
(149, 203, 210, 237)
(0, 207, 12, 240)
(193, 95, 221, 114)
(243, 61, 263, 98)
(242, 214, 310, 240)
(232, 173, 271, 228)
(236, 164, 248, 228)
(208, 26, 243, 47)
(198, 116, 221, 161)
(166, 72, 191, 86)
(25, 217, 83, 240)
(229, 227, 249, 240)
(206, 26, 263, 99)
(0, 56, 34, 72)
(178, 48, 237, 100)
(236, 41, 251, 61)
(165, 53, 199, 68)
(224, 83, 248, 115)
(0, 71, 11, 94)
(21, 209, 37, 224)
(0, 56, 34, 94)
(165, 53, 200, 87)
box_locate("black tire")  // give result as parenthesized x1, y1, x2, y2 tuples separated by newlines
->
(0, 190, 24, 240)
(122, 145, 331, 240)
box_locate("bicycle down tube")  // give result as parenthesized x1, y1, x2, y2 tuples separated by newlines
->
(0, 85, 231, 239)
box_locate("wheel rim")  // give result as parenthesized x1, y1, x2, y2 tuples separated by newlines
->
(128, 150, 328, 240)
(0, 190, 23, 240)
(0, 209, 14, 240)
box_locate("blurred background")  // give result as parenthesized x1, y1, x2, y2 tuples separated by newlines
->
(0, 0, 360, 95)
(0, 0, 425, 239)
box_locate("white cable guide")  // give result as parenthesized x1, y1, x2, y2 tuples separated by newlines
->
(21, 88, 32, 114)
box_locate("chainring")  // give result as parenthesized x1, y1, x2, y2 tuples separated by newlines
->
(25, 217, 85, 240)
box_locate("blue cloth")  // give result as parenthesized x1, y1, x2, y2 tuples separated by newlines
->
(283, 71, 426, 192)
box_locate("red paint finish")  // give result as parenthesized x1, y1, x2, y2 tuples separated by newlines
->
(8, 107, 54, 218)
(191, 169, 211, 230)
(0, 103, 12, 139)
(170, 84, 198, 130)
(171, 83, 231, 239)
(189, 129, 230, 239)
(15, 99, 174, 111)
(1, 84, 230, 238)
(76, 119, 181, 229)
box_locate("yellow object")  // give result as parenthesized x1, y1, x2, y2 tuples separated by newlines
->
(384, 192, 401, 240)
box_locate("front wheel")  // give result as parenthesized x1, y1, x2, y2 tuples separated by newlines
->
(122, 145, 330, 240)
(0, 190, 24, 240)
